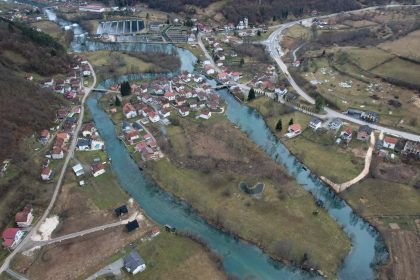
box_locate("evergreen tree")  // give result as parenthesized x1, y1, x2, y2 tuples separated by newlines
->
(248, 88, 256, 101)
(115, 96, 121, 106)
(289, 118, 294, 125)
(275, 119, 283, 131)
(239, 57, 245, 67)
(120, 81, 131, 96)
(315, 95, 325, 112)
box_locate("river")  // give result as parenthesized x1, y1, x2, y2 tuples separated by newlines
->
(45, 8, 388, 279)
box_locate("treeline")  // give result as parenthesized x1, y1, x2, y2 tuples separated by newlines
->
(0, 65, 63, 162)
(0, 19, 72, 76)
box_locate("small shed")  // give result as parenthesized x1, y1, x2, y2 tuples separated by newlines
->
(115, 205, 128, 217)
(126, 220, 139, 232)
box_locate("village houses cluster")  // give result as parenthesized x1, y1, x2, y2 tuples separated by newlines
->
(112, 72, 224, 161)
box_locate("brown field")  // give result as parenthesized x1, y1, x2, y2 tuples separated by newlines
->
(379, 29, 420, 62)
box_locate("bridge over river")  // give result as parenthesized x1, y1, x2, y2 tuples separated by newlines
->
(96, 19, 144, 35)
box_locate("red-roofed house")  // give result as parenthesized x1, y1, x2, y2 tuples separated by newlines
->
(2, 228, 23, 249)
(91, 163, 106, 177)
(123, 103, 137, 119)
(148, 111, 160, 123)
(199, 109, 212, 119)
(52, 147, 64, 160)
(178, 107, 190, 117)
(15, 205, 33, 228)
(41, 167, 53, 181)
(135, 141, 147, 152)
(383, 136, 398, 150)
(164, 92, 175, 101)
(125, 130, 140, 143)
(287, 123, 302, 137)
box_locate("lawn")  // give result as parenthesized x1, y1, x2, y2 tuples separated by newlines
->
(249, 97, 364, 183)
(83, 51, 155, 81)
(30, 21, 63, 39)
(99, 231, 227, 280)
(371, 57, 420, 87)
(378, 29, 420, 62)
(342, 178, 420, 217)
(343, 47, 394, 71)
(75, 151, 128, 209)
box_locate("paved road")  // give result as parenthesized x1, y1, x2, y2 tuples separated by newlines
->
(5, 269, 28, 280)
(85, 258, 124, 280)
(263, 4, 420, 142)
(0, 62, 97, 275)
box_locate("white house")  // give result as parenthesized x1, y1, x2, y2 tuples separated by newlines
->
(159, 109, 171, 118)
(148, 112, 160, 123)
(178, 107, 190, 117)
(124, 251, 146, 275)
(2, 228, 24, 249)
(123, 103, 137, 119)
(72, 163, 84, 177)
(91, 139, 105, 150)
(383, 136, 398, 150)
(91, 163, 106, 177)
(309, 117, 322, 131)
(51, 147, 64, 160)
(15, 205, 33, 228)
(199, 110, 212, 119)
(41, 167, 53, 181)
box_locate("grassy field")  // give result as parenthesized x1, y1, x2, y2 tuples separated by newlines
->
(342, 178, 420, 217)
(106, 231, 227, 280)
(371, 58, 420, 87)
(75, 150, 128, 209)
(250, 97, 364, 183)
(378, 29, 420, 62)
(343, 47, 394, 71)
(83, 51, 155, 81)
(143, 114, 351, 278)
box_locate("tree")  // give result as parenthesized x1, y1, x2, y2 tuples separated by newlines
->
(239, 57, 245, 67)
(115, 96, 121, 106)
(315, 95, 325, 112)
(257, 30, 261, 36)
(275, 119, 283, 131)
(120, 81, 131, 96)
(289, 118, 294, 125)
(247, 88, 256, 101)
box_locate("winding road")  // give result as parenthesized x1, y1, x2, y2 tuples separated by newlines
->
(263, 4, 420, 142)
(0, 62, 97, 274)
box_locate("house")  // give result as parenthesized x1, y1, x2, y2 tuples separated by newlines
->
(199, 109, 212, 119)
(328, 118, 343, 131)
(309, 118, 322, 131)
(150, 226, 160, 238)
(41, 167, 53, 181)
(357, 125, 372, 141)
(126, 220, 140, 232)
(143, 134, 152, 141)
(2, 228, 24, 249)
(82, 123, 96, 137)
(51, 147, 64, 160)
(91, 163, 106, 177)
(135, 142, 147, 152)
(72, 163, 84, 176)
(230, 72, 241, 82)
(126, 131, 140, 143)
(77, 139, 91, 151)
(383, 137, 398, 150)
(91, 139, 105, 150)
(164, 92, 175, 101)
(15, 205, 33, 228)
(56, 132, 70, 143)
(115, 205, 128, 217)
(148, 111, 160, 123)
(176, 96, 187, 106)
(178, 107, 190, 117)
(340, 128, 353, 144)
(123, 103, 137, 119)
(124, 251, 146, 275)
(403, 141, 420, 157)
(159, 108, 170, 118)
(39, 130, 50, 143)
(287, 123, 302, 137)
